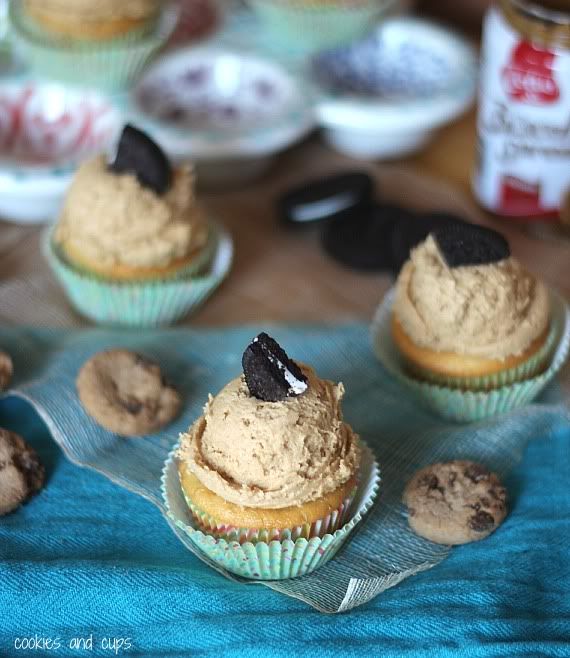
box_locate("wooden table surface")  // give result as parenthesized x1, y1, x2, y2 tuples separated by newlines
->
(0, 108, 569, 327)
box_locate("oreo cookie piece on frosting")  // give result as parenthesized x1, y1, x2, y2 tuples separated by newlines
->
(110, 124, 172, 195)
(433, 223, 510, 268)
(242, 333, 308, 402)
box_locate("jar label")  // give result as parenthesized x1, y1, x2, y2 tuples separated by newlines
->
(475, 7, 570, 217)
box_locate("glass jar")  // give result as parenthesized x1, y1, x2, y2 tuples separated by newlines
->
(474, 0, 570, 222)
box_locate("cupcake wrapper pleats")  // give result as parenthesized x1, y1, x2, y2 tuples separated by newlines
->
(403, 318, 559, 392)
(43, 225, 233, 328)
(246, 0, 392, 53)
(9, 1, 178, 89)
(184, 488, 356, 544)
(371, 288, 570, 423)
(162, 441, 380, 580)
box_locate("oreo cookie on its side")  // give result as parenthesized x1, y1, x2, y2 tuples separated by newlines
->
(242, 333, 308, 402)
(278, 172, 374, 227)
(110, 124, 172, 195)
(322, 202, 415, 273)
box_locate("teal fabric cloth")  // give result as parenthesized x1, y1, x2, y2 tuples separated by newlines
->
(1, 326, 569, 657)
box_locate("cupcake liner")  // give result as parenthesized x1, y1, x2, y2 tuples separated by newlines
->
(162, 441, 380, 580)
(183, 485, 356, 544)
(246, 0, 394, 53)
(371, 288, 570, 423)
(404, 318, 559, 391)
(43, 224, 233, 328)
(8, 1, 179, 90)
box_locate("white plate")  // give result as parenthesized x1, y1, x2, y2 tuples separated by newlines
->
(130, 47, 316, 163)
(313, 18, 478, 159)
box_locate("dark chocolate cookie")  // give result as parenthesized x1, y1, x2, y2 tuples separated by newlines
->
(322, 203, 415, 273)
(242, 333, 308, 402)
(403, 460, 507, 545)
(433, 223, 510, 268)
(110, 124, 172, 195)
(278, 171, 374, 226)
(0, 428, 45, 516)
(77, 349, 181, 436)
(391, 210, 468, 273)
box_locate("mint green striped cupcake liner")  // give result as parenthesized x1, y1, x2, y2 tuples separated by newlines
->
(371, 288, 570, 423)
(402, 318, 558, 392)
(162, 441, 380, 580)
(182, 484, 357, 545)
(246, 0, 393, 53)
(43, 224, 233, 328)
(8, 1, 178, 90)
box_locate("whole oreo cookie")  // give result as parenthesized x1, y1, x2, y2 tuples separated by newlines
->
(391, 210, 467, 274)
(322, 203, 414, 273)
(110, 124, 172, 195)
(242, 333, 308, 402)
(278, 171, 374, 227)
(433, 223, 510, 268)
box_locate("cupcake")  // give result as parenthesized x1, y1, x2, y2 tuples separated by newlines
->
(247, 0, 388, 53)
(177, 333, 366, 546)
(22, 0, 161, 41)
(9, 1, 175, 90)
(54, 125, 210, 282)
(45, 124, 226, 327)
(391, 224, 553, 391)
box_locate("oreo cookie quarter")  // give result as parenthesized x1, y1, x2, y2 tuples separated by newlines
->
(110, 124, 172, 195)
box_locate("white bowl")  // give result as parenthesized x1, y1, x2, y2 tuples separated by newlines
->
(313, 18, 478, 160)
(130, 47, 315, 184)
(0, 83, 120, 224)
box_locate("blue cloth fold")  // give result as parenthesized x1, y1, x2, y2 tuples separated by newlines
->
(3, 404, 570, 658)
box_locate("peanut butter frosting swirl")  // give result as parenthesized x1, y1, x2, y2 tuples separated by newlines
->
(394, 235, 550, 361)
(55, 156, 208, 270)
(178, 366, 361, 509)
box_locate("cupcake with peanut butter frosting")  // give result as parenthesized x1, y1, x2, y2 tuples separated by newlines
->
(45, 125, 226, 327)
(23, 0, 162, 41)
(55, 155, 209, 282)
(177, 333, 369, 545)
(391, 224, 554, 390)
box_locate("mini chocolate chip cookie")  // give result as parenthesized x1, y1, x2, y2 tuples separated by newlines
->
(0, 428, 45, 516)
(403, 460, 507, 545)
(0, 350, 13, 391)
(77, 349, 181, 436)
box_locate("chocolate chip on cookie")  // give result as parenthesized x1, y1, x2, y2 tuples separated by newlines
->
(77, 349, 181, 436)
(0, 350, 13, 391)
(403, 460, 507, 545)
(0, 428, 45, 516)
(242, 333, 308, 402)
